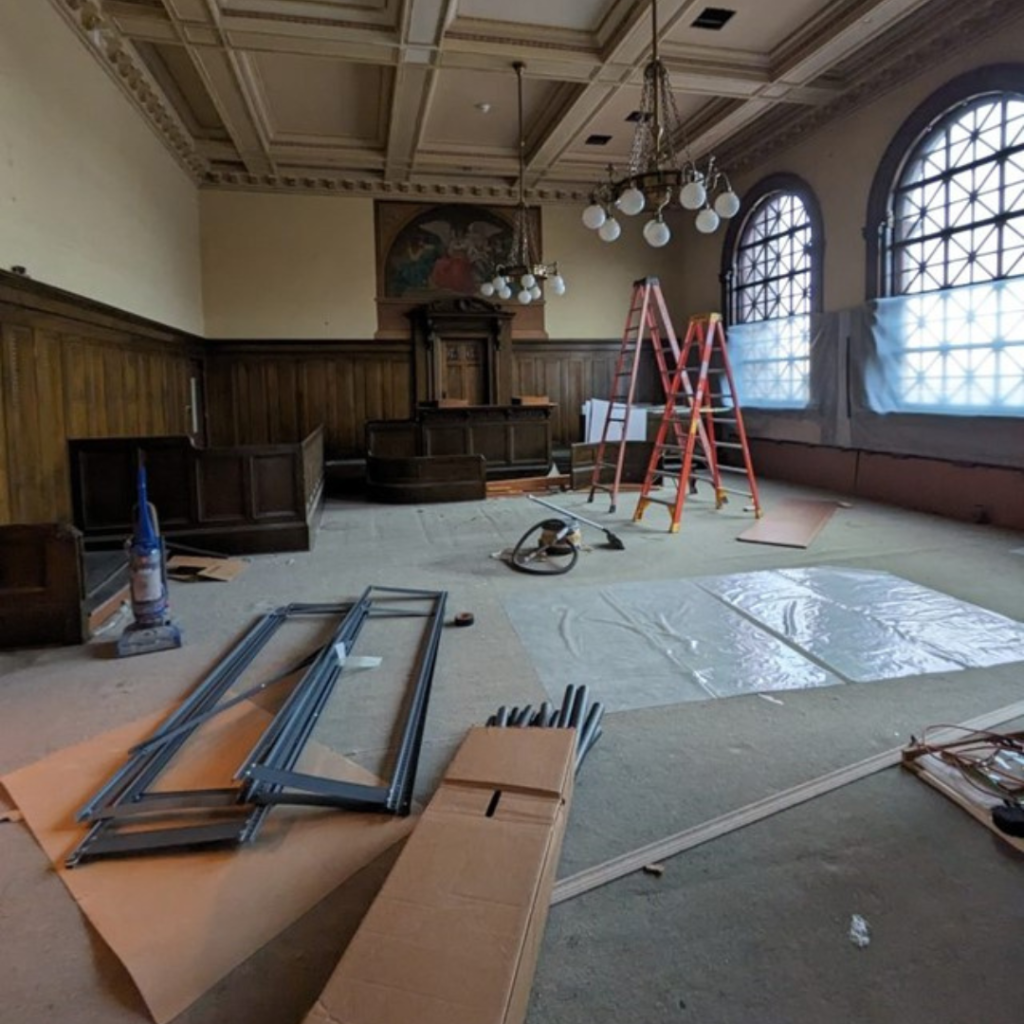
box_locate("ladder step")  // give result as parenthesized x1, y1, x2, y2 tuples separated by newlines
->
(713, 440, 745, 450)
(692, 477, 753, 498)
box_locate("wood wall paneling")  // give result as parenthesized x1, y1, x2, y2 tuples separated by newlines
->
(205, 343, 414, 458)
(0, 284, 198, 526)
(513, 340, 629, 447)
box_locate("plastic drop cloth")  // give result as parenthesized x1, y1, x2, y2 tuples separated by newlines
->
(502, 567, 1024, 713)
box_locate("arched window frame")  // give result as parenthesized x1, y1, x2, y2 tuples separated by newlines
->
(866, 64, 1024, 299)
(720, 173, 825, 409)
(864, 64, 1024, 416)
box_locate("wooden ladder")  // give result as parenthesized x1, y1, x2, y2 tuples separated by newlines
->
(633, 313, 762, 533)
(587, 277, 683, 513)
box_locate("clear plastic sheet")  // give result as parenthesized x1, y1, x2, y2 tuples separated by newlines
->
(502, 568, 1024, 712)
(698, 567, 1024, 682)
(503, 578, 843, 714)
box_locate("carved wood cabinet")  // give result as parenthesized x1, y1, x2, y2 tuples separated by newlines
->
(407, 298, 514, 406)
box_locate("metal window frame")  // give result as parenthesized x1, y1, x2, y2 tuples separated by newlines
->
(67, 587, 446, 867)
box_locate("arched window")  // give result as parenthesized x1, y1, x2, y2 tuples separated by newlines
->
(867, 66, 1024, 414)
(723, 175, 822, 409)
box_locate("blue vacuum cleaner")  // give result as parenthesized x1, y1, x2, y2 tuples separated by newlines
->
(116, 464, 183, 658)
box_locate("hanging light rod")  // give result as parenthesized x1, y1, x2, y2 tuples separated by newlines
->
(480, 62, 566, 304)
(581, 0, 740, 247)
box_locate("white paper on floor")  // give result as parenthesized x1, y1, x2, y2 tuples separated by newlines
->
(502, 567, 1024, 713)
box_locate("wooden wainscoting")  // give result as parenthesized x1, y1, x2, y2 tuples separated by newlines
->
(512, 339, 660, 447)
(68, 427, 324, 553)
(205, 340, 413, 457)
(0, 273, 201, 526)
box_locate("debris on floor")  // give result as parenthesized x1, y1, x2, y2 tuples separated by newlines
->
(643, 862, 666, 877)
(848, 914, 871, 948)
(167, 554, 248, 582)
(902, 726, 1024, 853)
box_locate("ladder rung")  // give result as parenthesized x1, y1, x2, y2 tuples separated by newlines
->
(713, 441, 745, 449)
(692, 476, 753, 498)
(717, 464, 753, 475)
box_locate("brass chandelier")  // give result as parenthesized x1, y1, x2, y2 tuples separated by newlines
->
(480, 62, 565, 304)
(581, 0, 741, 247)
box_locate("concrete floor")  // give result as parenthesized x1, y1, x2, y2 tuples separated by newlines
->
(2, 478, 1023, 1023)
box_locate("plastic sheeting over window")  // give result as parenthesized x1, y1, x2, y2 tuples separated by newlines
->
(502, 567, 1024, 714)
(727, 316, 811, 408)
(866, 278, 1024, 416)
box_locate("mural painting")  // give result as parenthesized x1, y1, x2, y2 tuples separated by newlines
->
(384, 205, 513, 298)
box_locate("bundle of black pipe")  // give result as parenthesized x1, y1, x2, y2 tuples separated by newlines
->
(484, 684, 604, 774)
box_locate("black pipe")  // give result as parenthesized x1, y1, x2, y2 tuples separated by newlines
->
(574, 702, 604, 772)
(556, 685, 575, 728)
(567, 684, 589, 730)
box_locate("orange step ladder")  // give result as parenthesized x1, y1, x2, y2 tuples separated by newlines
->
(587, 277, 685, 513)
(634, 313, 762, 533)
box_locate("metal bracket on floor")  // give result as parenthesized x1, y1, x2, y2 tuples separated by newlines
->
(66, 587, 446, 866)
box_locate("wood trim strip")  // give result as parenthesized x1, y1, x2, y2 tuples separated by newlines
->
(550, 698, 1024, 905)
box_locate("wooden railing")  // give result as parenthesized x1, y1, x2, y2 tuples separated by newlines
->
(68, 427, 326, 553)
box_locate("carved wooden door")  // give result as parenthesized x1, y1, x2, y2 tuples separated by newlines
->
(441, 337, 487, 404)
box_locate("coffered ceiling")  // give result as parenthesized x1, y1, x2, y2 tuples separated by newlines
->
(49, 0, 1022, 201)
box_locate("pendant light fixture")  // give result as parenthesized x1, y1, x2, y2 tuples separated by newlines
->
(480, 62, 565, 304)
(580, 0, 740, 247)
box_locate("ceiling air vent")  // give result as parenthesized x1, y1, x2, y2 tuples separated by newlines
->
(692, 7, 736, 30)
(585, 134, 612, 146)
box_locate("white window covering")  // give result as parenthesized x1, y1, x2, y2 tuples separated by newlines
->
(867, 278, 1024, 416)
(726, 315, 811, 409)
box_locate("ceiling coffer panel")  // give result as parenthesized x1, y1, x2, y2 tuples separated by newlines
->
(422, 69, 566, 153)
(251, 52, 391, 143)
(136, 42, 228, 135)
(665, 0, 833, 53)
(218, 0, 399, 29)
(456, 0, 619, 33)
(564, 86, 708, 163)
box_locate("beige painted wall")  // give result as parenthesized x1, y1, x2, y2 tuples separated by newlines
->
(680, 31, 1024, 315)
(201, 192, 377, 339)
(0, 3, 203, 333)
(201, 194, 680, 340)
(544, 205, 681, 338)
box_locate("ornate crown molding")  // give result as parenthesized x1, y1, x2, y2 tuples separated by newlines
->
(48, 0, 208, 179)
(716, 0, 1024, 173)
(199, 169, 589, 203)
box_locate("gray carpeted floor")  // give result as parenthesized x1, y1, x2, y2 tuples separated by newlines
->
(1, 478, 1022, 1024)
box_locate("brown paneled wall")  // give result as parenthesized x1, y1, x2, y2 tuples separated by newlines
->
(205, 341, 413, 457)
(0, 274, 199, 525)
(513, 339, 657, 447)
(205, 338, 638, 458)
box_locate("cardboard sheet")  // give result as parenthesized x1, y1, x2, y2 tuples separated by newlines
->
(737, 498, 839, 548)
(167, 555, 248, 582)
(1, 702, 415, 1024)
(304, 727, 575, 1024)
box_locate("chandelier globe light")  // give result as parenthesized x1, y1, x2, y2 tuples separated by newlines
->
(580, 0, 740, 247)
(480, 62, 565, 305)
